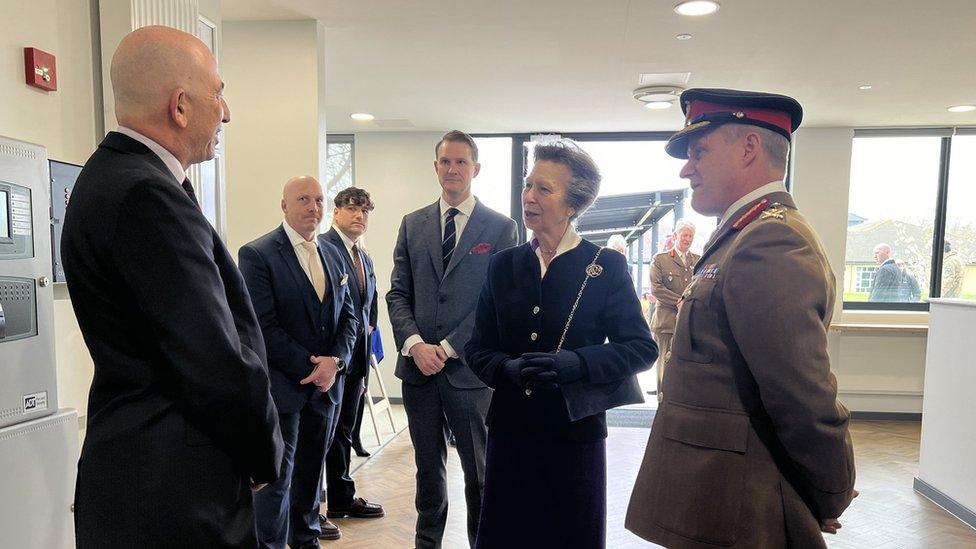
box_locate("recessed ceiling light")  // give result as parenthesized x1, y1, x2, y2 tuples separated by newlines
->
(674, 1, 720, 16)
(858, 85, 872, 90)
(644, 101, 674, 110)
(676, 33, 693, 40)
(350, 113, 375, 121)
(947, 104, 976, 113)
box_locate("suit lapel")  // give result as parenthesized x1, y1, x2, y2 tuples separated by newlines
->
(444, 200, 488, 278)
(276, 226, 318, 325)
(423, 202, 446, 281)
(323, 229, 363, 311)
(317, 244, 339, 320)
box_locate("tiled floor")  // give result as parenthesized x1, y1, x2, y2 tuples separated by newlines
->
(325, 414, 976, 548)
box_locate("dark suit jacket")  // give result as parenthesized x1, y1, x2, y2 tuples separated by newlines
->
(465, 240, 657, 441)
(626, 192, 855, 549)
(239, 225, 359, 414)
(869, 259, 902, 302)
(387, 198, 518, 387)
(62, 131, 283, 548)
(320, 227, 378, 379)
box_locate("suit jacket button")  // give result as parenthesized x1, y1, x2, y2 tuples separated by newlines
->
(439, 296, 446, 303)
(530, 332, 538, 341)
(532, 306, 540, 314)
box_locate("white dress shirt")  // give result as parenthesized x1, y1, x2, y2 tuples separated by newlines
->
(116, 126, 186, 185)
(439, 193, 477, 243)
(718, 180, 788, 229)
(400, 193, 478, 360)
(282, 221, 323, 287)
(531, 224, 583, 278)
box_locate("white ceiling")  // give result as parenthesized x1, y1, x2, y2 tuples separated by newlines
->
(222, 0, 976, 134)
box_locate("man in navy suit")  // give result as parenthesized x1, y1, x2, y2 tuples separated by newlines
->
(387, 130, 519, 548)
(63, 26, 282, 548)
(321, 187, 385, 521)
(239, 175, 359, 548)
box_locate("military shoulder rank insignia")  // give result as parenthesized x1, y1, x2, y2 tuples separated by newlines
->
(731, 198, 769, 230)
(760, 202, 787, 221)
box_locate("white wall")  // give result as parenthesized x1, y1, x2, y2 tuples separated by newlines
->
(221, 20, 324, 254)
(354, 132, 445, 398)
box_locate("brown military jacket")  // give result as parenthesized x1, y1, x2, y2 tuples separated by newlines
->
(626, 191, 856, 549)
(650, 249, 700, 334)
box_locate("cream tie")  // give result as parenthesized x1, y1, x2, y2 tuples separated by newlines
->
(301, 241, 326, 301)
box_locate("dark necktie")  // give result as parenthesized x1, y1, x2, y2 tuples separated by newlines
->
(442, 207, 460, 271)
(181, 178, 199, 208)
(352, 243, 366, 300)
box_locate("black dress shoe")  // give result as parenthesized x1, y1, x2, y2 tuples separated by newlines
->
(352, 443, 371, 457)
(326, 497, 385, 519)
(317, 514, 341, 540)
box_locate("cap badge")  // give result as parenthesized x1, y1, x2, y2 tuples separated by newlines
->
(733, 111, 745, 118)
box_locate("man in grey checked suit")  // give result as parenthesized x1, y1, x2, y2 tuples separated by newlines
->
(387, 130, 518, 548)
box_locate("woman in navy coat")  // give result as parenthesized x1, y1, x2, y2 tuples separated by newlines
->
(466, 141, 658, 548)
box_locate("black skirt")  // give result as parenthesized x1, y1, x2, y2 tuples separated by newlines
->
(475, 432, 607, 549)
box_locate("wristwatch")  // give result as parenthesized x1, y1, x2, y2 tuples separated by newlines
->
(332, 357, 346, 372)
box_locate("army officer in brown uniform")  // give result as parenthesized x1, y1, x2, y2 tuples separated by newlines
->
(649, 220, 699, 401)
(626, 89, 856, 548)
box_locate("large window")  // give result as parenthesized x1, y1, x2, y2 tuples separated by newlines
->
(844, 129, 975, 309)
(324, 135, 355, 223)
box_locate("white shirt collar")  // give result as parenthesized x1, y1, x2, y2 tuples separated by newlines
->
(439, 193, 476, 219)
(531, 224, 582, 259)
(116, 126, 186, 185)
(282, 220, 316, 247)
(334, 226, 361, 253)
(718, 180, 788, 229)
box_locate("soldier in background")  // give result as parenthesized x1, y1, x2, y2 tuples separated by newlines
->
(648, 220, 698, 401)
(942, 241, 965, 298)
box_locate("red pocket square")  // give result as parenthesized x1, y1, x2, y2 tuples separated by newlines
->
(469, 243, 492, 255)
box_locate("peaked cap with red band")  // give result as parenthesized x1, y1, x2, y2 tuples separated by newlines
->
(665, 88, 803, 159)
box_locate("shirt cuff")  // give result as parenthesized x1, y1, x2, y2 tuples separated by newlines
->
(440, 339, 458, 359)
(402, 334, 425, 357)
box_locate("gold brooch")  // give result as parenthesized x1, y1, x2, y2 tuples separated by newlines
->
(585, 264, 603, 278)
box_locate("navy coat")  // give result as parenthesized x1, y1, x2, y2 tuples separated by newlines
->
(466, 239, 658, 441)
(239, 225, 359, 414)
(319, 227, 378, 378)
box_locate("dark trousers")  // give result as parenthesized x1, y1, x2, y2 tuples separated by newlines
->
(403, 372, 491, 549)
(325, 371, 366, 507)
(254, 387, 341, 549)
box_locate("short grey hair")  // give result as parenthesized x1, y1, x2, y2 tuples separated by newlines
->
(674, 219, 696, 235)
(606, 234, 627, 252)
(723, 124, 791, 171)
(533, 140, 601, 221)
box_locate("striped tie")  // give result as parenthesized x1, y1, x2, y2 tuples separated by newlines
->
(442, 207, 460, 271)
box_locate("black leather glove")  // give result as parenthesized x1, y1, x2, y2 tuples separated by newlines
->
(521, 351, 583, 385)
(499, 357, 526, 388)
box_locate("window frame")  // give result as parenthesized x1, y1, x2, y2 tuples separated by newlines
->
(843, 128, 966, 311)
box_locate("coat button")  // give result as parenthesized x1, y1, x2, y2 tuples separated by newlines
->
(532, 306, 540, 314)
(439, 296, 446, 303)
(530, 332, 538, 341)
